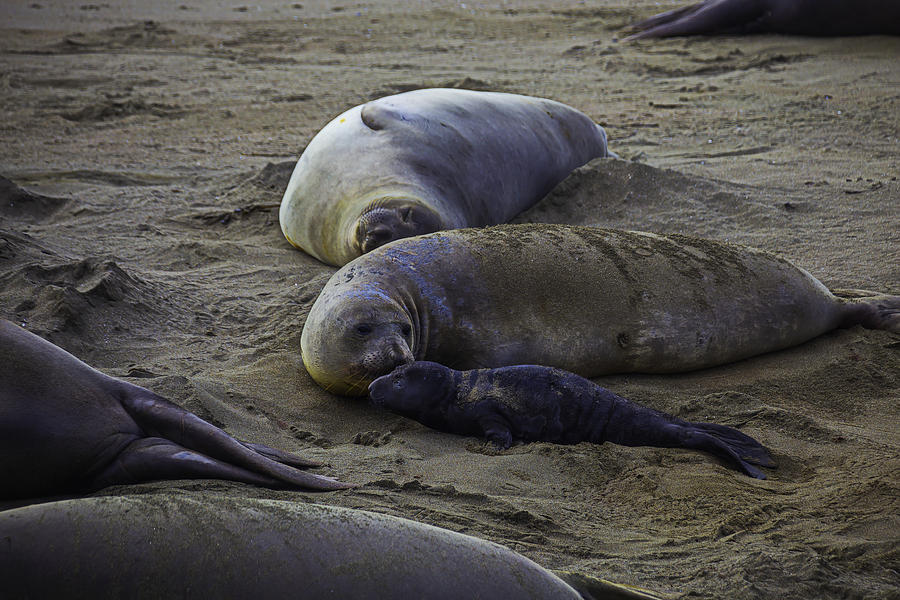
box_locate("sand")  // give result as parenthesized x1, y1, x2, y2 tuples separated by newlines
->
(1, 1, 898, 598)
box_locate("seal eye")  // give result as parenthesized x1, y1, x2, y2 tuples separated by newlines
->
(401, 324, 411, 337)
(356, 324, 373, 336)
(400, 207, 412, 223)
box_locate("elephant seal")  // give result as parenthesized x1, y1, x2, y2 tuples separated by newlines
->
(0, 494, 664, 599)
(301, 224, 899, 395)
(0, 319, 352, 499)
(369, 361, 774, 479)
(279, 88, 613, 266)
(623, 0, 900, 40)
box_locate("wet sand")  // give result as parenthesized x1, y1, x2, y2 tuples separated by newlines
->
(1, 1, 898, 598)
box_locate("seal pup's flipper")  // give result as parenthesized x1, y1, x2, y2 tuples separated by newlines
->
(600, 398, 775, 479)
(117, 390, 354, 491)
(623, 0, 766, 40)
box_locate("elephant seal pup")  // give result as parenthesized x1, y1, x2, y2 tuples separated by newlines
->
(279, 88, 613, 266)
(0, 494, 664, 599)
(369, 361, 775, 479)
(301, 224, 899, 395)
(623, 0, 900, 40)
(0, 319, 352, 499)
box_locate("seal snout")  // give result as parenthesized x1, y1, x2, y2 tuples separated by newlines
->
(361, 223, 396, 253)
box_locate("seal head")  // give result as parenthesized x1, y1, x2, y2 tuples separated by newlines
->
(301, 286, 415, 396)
(368, 361, 452, 409)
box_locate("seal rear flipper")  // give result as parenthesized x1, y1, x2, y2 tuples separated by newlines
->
(601, 400, 773, 478)
(835, 292, 900, 333)
(662, 423, 771, 479)
(686, 422, 776, 467)
(120, 391, 354, 491)
(88, 437, 286, 489)
(240, 441, 322, 468)
(623, 0, 766, 40)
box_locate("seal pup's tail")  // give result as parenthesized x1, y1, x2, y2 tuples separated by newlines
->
(832, 289, 900, 333)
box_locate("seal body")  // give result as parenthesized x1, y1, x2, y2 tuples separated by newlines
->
(0, 320, 351, 499)
(301, 224, 899, 395)
(369, 362, 775, 479)
(0, 495, 587, 599)
(624, 0, 900, 40)
(279, 88, 612, 266)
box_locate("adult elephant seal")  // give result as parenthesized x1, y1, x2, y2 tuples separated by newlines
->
(0, 319, 352, 499)
(0, 494, 664, 599)
(623, 0, 900, 40)
(300, 224, 899, 395)
(369, 361, 774, 479)
(279, 88, 613, 266)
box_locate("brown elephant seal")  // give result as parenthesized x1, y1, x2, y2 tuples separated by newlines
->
(0, 494, 665, 599)
(279, 88, 613, 266)
(369, 361, 775, 479)
(301, 224, 899, 395)
(0, 319, 352, 499)
(623, 0, 900, 40)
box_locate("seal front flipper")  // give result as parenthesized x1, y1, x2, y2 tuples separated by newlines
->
(118, 390, 354, 491)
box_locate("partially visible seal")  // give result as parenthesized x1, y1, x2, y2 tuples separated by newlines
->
(623, 0, 900, 40)
(301, 224, 899, 395)
(0, 494, 666, 599)
(279, 88, 613, 266)
(369, 361, 774, 479)
(0, 319, 352, 499)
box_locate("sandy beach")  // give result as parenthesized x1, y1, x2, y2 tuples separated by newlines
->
(1, 1, 898, 597)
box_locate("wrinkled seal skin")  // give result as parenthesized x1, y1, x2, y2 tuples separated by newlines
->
(369, 361, 775, 479)
(0, 320, 352, 499)
(624, 0, 900, 40)
(0, 495, 592, 600)
(301, 224, 899, 396)
(279, 88, 612, 266)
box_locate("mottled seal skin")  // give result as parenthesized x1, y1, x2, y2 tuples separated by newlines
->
(301, 224, 899, 396)
(369, 362, 775, 479)
(0, 495, 600, 600)
(0, 319, 352, 499)
(624, 0, 900, 40)
(279, 88, 613, 266)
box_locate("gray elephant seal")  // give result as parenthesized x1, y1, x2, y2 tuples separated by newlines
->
(624, 0, 900, 40)
(0, 494, 663, 599)
(279, 88, 613, 266)
(301, 224, 899, 395)
(0, 319, 352, 498)
(369, 361, 775, 479)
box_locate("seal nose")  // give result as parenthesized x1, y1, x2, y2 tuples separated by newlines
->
(362, 223, 395, 252)
(387, 342, 414, 368)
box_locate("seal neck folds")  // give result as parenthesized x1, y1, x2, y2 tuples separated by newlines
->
(353, 198, 444, 255)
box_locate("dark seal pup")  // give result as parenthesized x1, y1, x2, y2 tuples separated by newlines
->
(369, 362, 775, 479)
(623, 0, 900, 40)
(0, 494, 665, 600)
(0, 319, 352, 499)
